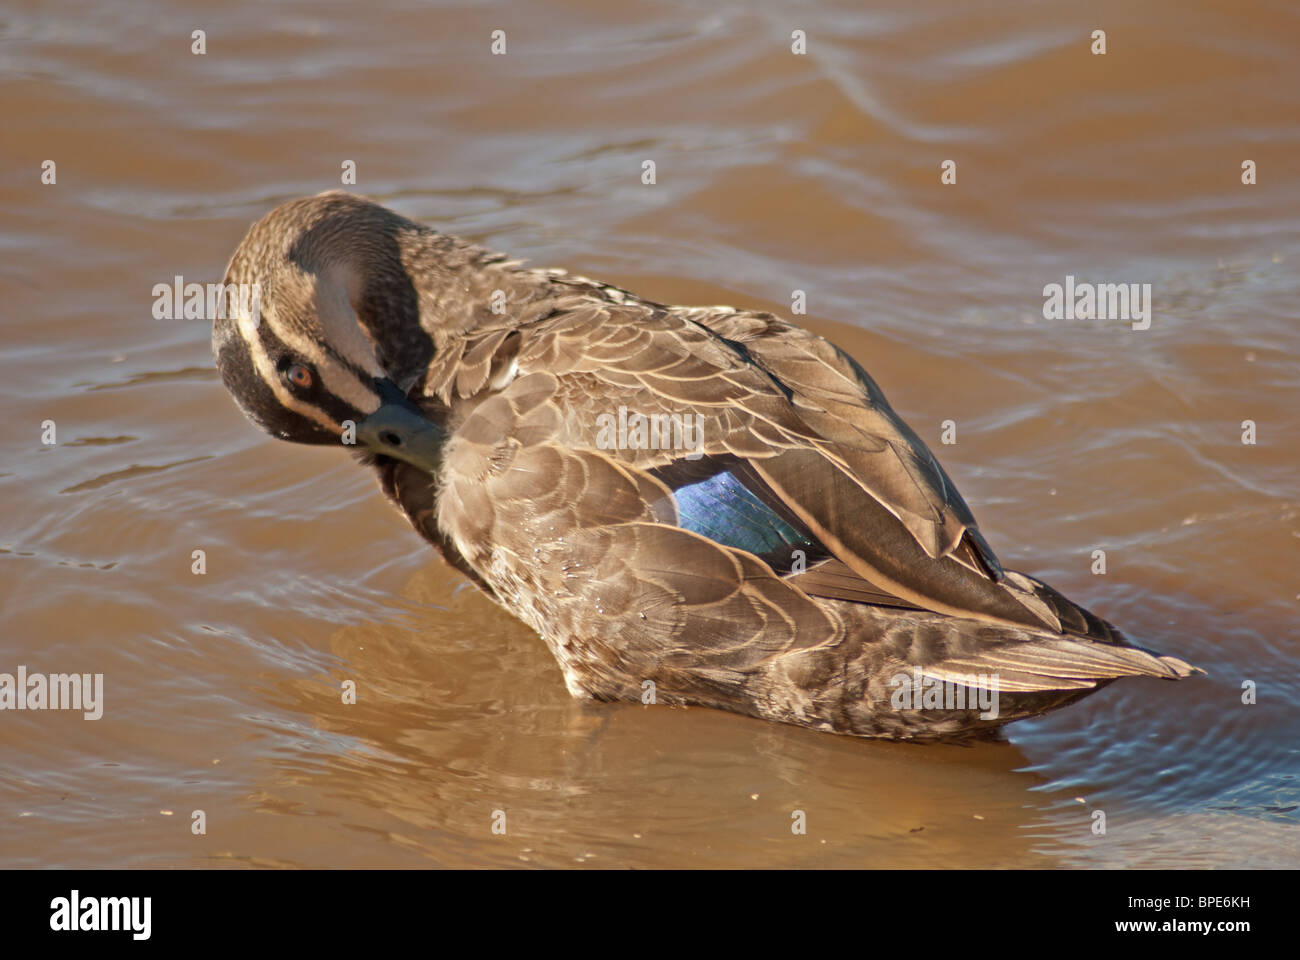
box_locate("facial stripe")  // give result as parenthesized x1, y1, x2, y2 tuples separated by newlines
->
(316, 352, 384, 417)
(263, 281, 386, 418)
(235, 305, 348, 435)
(215, 326, 333, 443)
(311, 384, 373, 427)
(228, 263, 397, 441)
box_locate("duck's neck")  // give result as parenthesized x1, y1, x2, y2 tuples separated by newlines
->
(351, 223, 540, 392)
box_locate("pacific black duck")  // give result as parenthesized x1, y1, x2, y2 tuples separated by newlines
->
(212, 191, 1200, 741)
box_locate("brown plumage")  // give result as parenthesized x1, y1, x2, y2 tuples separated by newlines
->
(213, 191, 1201, 741)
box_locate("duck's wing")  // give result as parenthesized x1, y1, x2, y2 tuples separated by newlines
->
(423, 292, 1110, 641)
(672, 307, 1110, 636)
(409, 292, 1200, 705)
(700, 308, 1185, 643)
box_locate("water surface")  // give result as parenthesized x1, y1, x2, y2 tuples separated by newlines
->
(1, 0, 1298, 868)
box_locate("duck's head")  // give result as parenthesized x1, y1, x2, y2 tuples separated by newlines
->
(212, 192, 447, 474)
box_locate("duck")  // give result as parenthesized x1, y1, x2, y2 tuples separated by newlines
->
(212, 191, 1201, 741)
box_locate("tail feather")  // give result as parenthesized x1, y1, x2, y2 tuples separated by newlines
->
(921, 636, 1204, 693)
(1001, 570, 1128, 644)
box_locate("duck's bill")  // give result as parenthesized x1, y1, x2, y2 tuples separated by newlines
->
(354, 381, 445, 474)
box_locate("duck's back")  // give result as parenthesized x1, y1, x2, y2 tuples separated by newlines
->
(371, 278, 1197, 738)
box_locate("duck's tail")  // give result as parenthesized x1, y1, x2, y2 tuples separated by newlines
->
(759, 597, 1202, 739)
(919, 633, 1204, 693)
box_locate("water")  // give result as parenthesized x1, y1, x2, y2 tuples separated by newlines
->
(1, 0, 1297, 868)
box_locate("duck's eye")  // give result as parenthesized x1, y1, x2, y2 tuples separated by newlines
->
(284, 363, 314, 391)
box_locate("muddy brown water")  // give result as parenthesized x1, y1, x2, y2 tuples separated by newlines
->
(1, 0, 1298, 868)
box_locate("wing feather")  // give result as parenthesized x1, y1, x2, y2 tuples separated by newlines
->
(421, 292, 1126, 642)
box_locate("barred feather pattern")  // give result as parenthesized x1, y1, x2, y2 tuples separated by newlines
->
(220, 193, 1201, 741)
